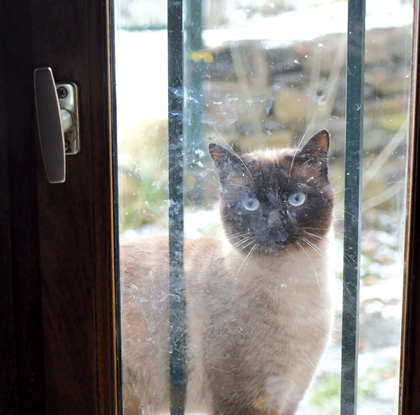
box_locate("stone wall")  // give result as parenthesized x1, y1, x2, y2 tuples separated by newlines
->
(202, 25, 412, 156)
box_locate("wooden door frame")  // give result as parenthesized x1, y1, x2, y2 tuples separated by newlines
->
(0, 0, 117, 414)
(401, 5, 420, 413)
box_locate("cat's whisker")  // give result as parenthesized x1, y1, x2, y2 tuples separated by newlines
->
(289, 123, 314, 176)
(288, 124, 316, 176)
(230, 232, 252, 240)
(231, 232, 254, 248)
(302, 231, 325, 242)
(231, 236, 252, 244)
(211, 125, 255, 184)
(230, 233, 253, 245)
(234, 234, 252, 244)
(333, 208, 358, 219)
(303, 232, 364, 272)
(300, 234, 321, 246)
(239, 239, 258, 253)
(237, 243, 258, 275)
(234, 238, 255, 251)
(295, 240, 321, 291)
(303, 231, 344, 256)
(302, 231, 364, 270)
(300, 236, 323, 256)
(302, 230, 325, 237)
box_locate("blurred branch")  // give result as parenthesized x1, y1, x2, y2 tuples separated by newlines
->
(362, 121, 407, 188)
(362, 181, 404, 211)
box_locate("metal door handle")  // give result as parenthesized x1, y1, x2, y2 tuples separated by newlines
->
(34, 67, 80, 183)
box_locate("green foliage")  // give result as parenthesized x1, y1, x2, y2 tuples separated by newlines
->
(118, 119, 169, 232)
(309, 373, 341, 415)
(309, 367, 394, 414)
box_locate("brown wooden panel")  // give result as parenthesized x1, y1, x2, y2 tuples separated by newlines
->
(0, 1, 46, 414)
(29, 0, 117, 414)
(0, 25, 19, 415)
(1, 0, 116, 414)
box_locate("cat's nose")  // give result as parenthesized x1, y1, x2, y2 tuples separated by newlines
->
(271, 230, 288, 243)
(267, 210, 282, 229)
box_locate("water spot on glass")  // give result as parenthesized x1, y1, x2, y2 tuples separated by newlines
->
(187, 95, 199, 104)
(226, 113, 239, 125)
(202, 115, 218, 125)
(195, 148, 205, 158)
(168, 86, 184, 97)
(315, 95, 327, 105)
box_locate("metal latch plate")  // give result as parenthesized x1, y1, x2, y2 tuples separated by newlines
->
(56, 83, 80, 155)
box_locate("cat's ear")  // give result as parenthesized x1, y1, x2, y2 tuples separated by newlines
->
(209, 143, 244, 186)
(299, 130, 329, 162)
(297, 130, 330, 179)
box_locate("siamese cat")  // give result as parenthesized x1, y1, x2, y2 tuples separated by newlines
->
(121, 130, 335, 415)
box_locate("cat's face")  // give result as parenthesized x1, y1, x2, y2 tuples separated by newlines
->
(209, 130, 334, 255)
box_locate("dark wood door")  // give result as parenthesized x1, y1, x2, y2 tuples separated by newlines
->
(0, 1, 117, 414)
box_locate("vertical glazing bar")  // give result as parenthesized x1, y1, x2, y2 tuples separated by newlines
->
(168, 0, 186, 414)
(341, 1, 366, 415)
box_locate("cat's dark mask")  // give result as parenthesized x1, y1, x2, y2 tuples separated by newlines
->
(209, 130, 334, 255)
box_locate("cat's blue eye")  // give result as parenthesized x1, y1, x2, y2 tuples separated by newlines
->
(288, 192, 306, 207)
(242, 195, 260, 211)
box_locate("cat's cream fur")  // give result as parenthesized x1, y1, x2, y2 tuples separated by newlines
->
(122, 234, 334, 415)
(121, 132, 334, 415)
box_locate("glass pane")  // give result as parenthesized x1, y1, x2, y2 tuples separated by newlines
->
(113, 0, 415, 413)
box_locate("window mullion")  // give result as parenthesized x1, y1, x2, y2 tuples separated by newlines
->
(341, 1, 366, 414)
(168, 0, 187, 413)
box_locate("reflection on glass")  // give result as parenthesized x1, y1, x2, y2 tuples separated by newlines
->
(115, 0, 414, 413)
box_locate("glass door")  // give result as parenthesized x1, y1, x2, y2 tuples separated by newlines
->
(113, 0, 415, 413)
